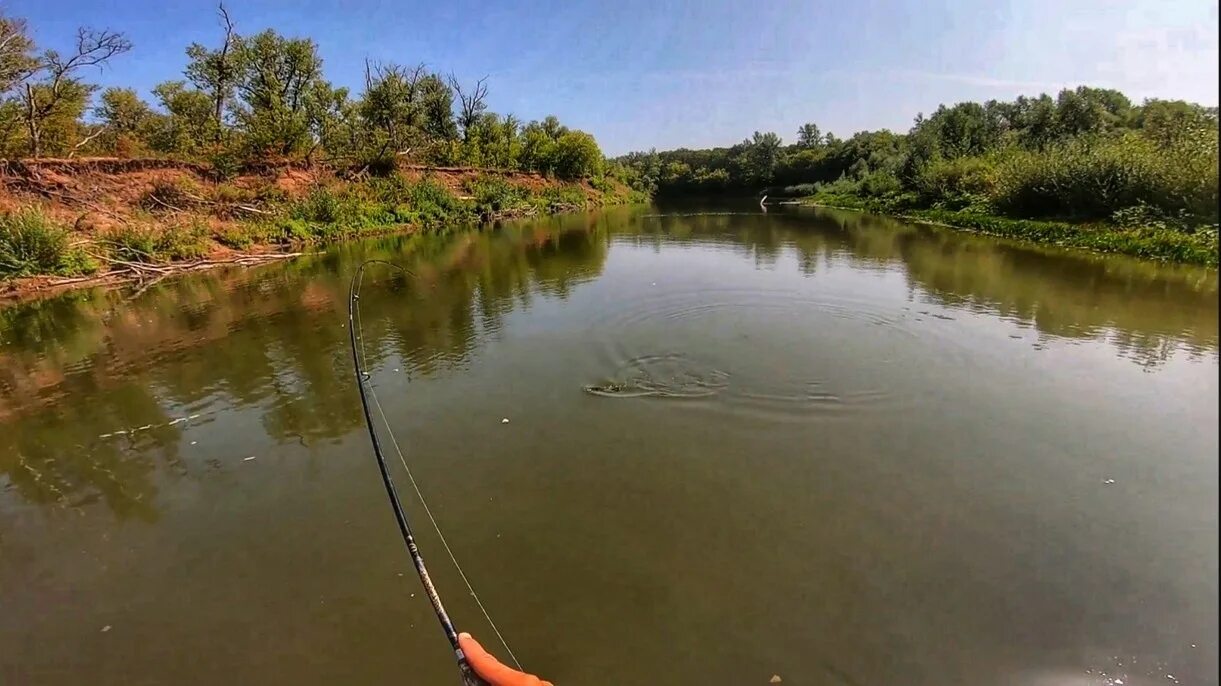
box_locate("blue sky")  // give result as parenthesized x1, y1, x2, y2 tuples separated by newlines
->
(9, 0, 1219, 155)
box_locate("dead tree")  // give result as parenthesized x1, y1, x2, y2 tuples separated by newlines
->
(448, 74, 488, 143)
(212, 4, 236, 142)
(21, 28, 131, 157)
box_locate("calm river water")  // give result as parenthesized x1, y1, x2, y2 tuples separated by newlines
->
(1, 204, 1217, 685)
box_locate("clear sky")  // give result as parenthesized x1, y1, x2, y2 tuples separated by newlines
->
(8, 0, 1219, 155)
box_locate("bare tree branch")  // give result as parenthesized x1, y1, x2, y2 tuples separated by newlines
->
(19, 27, 132, 156)
(67, 126, 107, 158)
(214, 2, 236, 141)
(448, 73, 488, 143)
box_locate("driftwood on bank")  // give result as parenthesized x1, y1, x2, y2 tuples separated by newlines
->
(2, 252, 306, 303)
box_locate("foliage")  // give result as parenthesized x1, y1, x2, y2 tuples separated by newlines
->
(149, 81, 216, 156)
(105, 221, 209, 262)
(465, 175, 529, 214)
(0, 20, 132, 157)
(552, 131, 603, 179)
(94, 87, 157, 156)
(0, 8, 615, 188)
(991, 132, 1217, 221)
(617, 85, 1218, 247)
(231, 30, 325, 156)
(0, 209, 95, 276)
(914, 156, 997, 209)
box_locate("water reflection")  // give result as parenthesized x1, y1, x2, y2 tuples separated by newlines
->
(0, 215, 611, 519)
(1, 204, 1216, 686)
(0, 206, 1216, 516)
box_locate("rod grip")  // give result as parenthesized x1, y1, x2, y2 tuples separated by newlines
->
(458, 660, 491, 686)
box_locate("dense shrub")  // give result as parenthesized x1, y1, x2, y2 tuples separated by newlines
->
(465, 175, 529, 213)
(914, 156, 997, 208)
(0, 210, 96, 277)
(986, 133, 1216, 222)
(105, 222, 209, 263)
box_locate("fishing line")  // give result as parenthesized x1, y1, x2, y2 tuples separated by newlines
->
(348, 259, 520, 683)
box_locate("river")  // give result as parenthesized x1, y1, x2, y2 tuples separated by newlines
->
(1, 204, 1217, 685)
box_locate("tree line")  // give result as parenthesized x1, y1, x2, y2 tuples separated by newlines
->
(0, 6, 606, 180)
(617, 87, 1219, 227)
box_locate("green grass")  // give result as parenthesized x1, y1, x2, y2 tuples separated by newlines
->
(0, 210, 97, 278)
(465, 175, 530, 214)
(806, 192, 1219, 266)
(104, 222, 210, 263)
(2, 173, 619, 281)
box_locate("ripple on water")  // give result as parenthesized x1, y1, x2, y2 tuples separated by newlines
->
(584, 353, 730, 399)
(582, 286, 926, 420)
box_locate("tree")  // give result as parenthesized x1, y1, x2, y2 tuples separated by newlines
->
(231, 29, 324, 156)
(520, 120, 558, 174)
(1135, 99, 1217, 149)
(0, 14, 36, 155)
(498, 114, 522, 168)
(303, 80, 354, 162)
(739, 131, 782, 185)
(417, 73, 457, 141)
(94, 87, 156, 155)
(0, 14, 35, 94)
(149, 81, 214, 155)
(1010, 94, 1058, 149)
(449, 74, 488, 143)
(1055, 86, 1132, 138)
(184, 2, 240, 144)
(358, 61, 427, 160)
(19, 28, 132, 157)
(552, 130, 602, 179)
(95, 87, 152, 134)
(540, 115, 566, 139)
(797, 122, 822, 148)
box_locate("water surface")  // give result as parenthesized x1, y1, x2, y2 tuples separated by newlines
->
(2, 205, 1217, 685)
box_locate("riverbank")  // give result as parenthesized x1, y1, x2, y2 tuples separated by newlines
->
(801, 192, 1218, 267)
(0, 158, 644, 303)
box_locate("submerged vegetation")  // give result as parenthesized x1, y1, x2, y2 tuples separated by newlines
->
(618, 88, 1219, 264)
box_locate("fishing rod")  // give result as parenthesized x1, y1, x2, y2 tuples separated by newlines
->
(347, 259, 490, 686)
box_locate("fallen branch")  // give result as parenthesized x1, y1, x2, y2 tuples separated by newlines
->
(145, 193, 184, 213)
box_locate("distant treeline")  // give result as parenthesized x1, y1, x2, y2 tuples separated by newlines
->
(616, 88, 1219, 228)
(0, 6, 615, 181)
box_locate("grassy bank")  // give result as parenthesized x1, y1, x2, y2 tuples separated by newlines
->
(804, 192, 1219, 266)
(0, 161, 644, 290)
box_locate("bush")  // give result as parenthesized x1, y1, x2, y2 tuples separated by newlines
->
(465, 175, 529, 213)
(915, 156, 997, 209)
(290, 187, 368, 226)
(816, 175, 863, 196)
(536, 185, 587, 210)
(552, 131, 603, 180)
(991, 133, 1218, 223)
(405, 177, 470, 224)
(209, 149, 243, 181)
(105, 222, 209, 263)
(0, 210, 96, 278)
(782, 183, 819, 197)
(859, 170, 903, 198)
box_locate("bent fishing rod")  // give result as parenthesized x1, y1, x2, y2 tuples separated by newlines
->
(347, 260, 490, 686)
